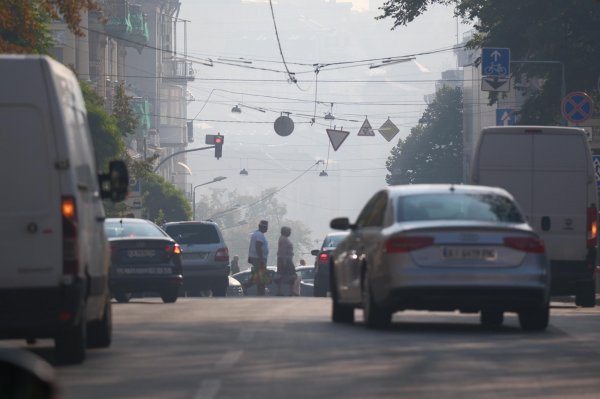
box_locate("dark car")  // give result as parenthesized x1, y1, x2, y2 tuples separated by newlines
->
(105, 218, 183, 304)
(162, 221, 230, 297)
(311, 232, 350, 297)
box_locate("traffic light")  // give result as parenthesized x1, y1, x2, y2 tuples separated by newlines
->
(205, 134, 224, 159)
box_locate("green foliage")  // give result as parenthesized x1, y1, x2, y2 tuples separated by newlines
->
(141, 173, 191, 223)
(112, 81, 138, 136)
(81, 81, 125, 170)
(195, 188, 313, 267)
(377, 0, 600, 123)
(386, 86, 463, 184)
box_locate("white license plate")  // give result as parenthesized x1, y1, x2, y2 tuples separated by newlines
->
(116, 267, 172, 274)
(442, 247, 497, 260)
(127, 249, 156, 258)
(184, 253, 208, 260)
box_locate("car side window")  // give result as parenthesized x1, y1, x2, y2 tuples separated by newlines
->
(355, 191, 388, 228)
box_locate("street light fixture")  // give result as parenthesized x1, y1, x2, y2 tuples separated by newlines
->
(192, 176, 227, 220)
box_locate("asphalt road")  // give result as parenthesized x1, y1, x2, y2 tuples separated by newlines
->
(5, 296, 600, 399)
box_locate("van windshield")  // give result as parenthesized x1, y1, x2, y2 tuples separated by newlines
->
(397, 193, 525, 224)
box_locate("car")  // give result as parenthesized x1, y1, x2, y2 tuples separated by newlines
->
(329, 184, 551, 331)
(296, 265, 315, 285)
(227, 276, 245, 297)
(232, 267, 313, 297)
(162, 221, 230, 297)
(105, 218, 183, 304)
(311, 232, 350, 297)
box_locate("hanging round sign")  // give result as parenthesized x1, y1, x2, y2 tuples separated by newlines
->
(274, 115, 294, 136)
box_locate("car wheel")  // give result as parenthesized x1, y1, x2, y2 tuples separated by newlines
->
(518, 302, 550, 331)
(55, 309, 86, 365)
(314, 277, 327, 297)
(575, 280, 596, 308)
(330, 264, 354, 323)
(87, 297, 112, 348)
(362, 269, 391, 329)
(480, 309, 504, 328)
(211, 278, 228, 297)
(114, 292, 132, 303)
(161, 288, 179, 303)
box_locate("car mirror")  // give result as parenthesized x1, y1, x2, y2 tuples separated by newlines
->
(311, 249, 319, 256)
(0, 348, 57, 399)
(330, 217, 351, 230)
(99, 160, 129, 202)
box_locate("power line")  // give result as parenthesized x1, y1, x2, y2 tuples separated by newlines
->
(269, 0, 298, 84)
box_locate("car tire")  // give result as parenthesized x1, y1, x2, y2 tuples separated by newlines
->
(480, 309, 504, 328)
(362, 269, 391, 329)
(87, 297, 112, 348)
(211, 278, 228, 297)
(331, 264, 354, 323)
(161, 288, 179, 303)
(114, 292, 132, 303)
(518, 302, 550, 331)
(55, 309, 86, 365)
(575, 280, 596, 308)
(314, 277, 327, 297)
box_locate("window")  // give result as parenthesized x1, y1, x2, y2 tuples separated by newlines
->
(164, 224, 220, 244)
(355, 191, 388, 228)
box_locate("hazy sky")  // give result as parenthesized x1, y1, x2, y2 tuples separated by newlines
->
(179, 0, 470, 246)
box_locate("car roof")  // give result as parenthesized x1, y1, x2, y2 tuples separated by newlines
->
(163, 220, 219, 226)
(105, 218, 154, 224)
(385, 184, 511, 198)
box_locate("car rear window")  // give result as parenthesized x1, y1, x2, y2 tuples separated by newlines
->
(105, 221, 166, 238)
(165, 224, 221, 244)
(322, 234, 347, 249)
(397, 193, 524, 223)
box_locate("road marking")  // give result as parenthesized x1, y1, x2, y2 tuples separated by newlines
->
(194, 379, 221, 399)
(215, 350, 244, 370)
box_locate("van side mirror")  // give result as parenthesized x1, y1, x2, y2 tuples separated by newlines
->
(99, 160, 129, 202)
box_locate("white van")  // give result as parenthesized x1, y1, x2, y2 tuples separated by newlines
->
(0, 55, 128, 364)
(471, 126, 598, 307)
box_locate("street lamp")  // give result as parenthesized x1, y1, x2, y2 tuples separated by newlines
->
(192, 176, 227, 220)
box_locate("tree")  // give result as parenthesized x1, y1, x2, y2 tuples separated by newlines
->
(377, 0, 600, 124)
(386, 86, 463, 184)
(195, 188, 313, 268)
(0, 0, 102, 54)
(112, 81, 138, 137)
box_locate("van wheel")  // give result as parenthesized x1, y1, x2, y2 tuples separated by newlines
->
(362, 269, 391, 329)
(87, 298, 112, 348)
(114, 292, 132, 303)
(161, 288, 179, 303)
(55, 311, 87, 365)
(518, 303, 549, 331)
(575, 281, 596, 308)
(480, 309, 504, 328)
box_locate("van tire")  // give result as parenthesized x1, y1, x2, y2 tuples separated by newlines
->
(575, 281, 596, 308)
(87, 298, 112, 348)
(161, 288, 179, 303)
(518, 303, 549, 331)
(55, 311, 87, 365)
(114, 292, 132, 303)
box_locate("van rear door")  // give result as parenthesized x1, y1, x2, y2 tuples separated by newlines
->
(0, 105, 62, 288)
(532, 132, 590, 260)
(475, 130, 534, 217)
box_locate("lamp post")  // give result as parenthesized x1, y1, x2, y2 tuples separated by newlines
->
(192, 176, 227, 220)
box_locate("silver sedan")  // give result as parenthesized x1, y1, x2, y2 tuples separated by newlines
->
(329, 184, 551, 330)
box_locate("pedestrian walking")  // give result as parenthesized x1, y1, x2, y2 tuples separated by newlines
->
(229, 254, 240, 275)
(245, 220, 270, 296)
(276, 226, 299, 296)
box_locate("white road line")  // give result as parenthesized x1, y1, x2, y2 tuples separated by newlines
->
(194, 379, 221, 399)
(215, 350, 244, 370)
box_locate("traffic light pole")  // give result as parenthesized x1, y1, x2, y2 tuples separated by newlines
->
(153, 146, 215, 173)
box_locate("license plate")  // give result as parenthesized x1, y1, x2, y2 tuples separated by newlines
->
(127, 249, 156, 258)
(442, 247, 497, 260)
(116, 267, 172, 274)
(184, 253, 208, 260)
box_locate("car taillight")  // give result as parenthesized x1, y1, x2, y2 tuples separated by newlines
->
(215, 247, 229, 262)
(503, 237, 545, 253)
(318, 253, 329, 262)
(384, 236, 434, 253)
(587, 206, 597, 248)
(165, 243, 182, 255)
(62, 196, 79, 275)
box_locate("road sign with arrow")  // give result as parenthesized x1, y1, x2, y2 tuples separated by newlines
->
(482, 76, 510, 92)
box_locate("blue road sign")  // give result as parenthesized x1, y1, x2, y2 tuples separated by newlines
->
(482, 47, 510, 77)
(561, 91, 594, 123)
(496, 108, 515, 126)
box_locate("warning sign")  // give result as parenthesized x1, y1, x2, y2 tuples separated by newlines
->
(326, 128, 350, 151)
(378, 118, 400, 142)
(357, 117, 374, 136)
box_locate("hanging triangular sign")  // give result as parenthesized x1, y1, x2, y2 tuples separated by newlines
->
(378, 118, 400, 142)
(357, 117, 374, 136)
(326, 128, 350, 151)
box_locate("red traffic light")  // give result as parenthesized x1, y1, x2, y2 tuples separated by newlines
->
(214, 136, 223, 144)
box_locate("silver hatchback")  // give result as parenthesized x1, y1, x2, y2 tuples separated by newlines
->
(329, 184, 551, 330)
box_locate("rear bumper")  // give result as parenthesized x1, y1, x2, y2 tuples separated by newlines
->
(0, 281, 85, 339)
(110, 275, 182, 293)
(182, 265, 230, 289)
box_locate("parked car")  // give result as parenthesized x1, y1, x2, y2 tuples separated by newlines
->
(162, 221, 230, 297)
(227, 276, 245, 297)
(329, 184, 551, 331)
(311, 232, 350, 297)
(0, 55, 128, 365)
(296, 265, 315, 284)
(105, 218, 183, 304)
(232, 267, 313, 296)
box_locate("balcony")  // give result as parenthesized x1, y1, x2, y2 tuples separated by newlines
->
(162, 58, 195, 83)
(127, 4, 149, 53)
